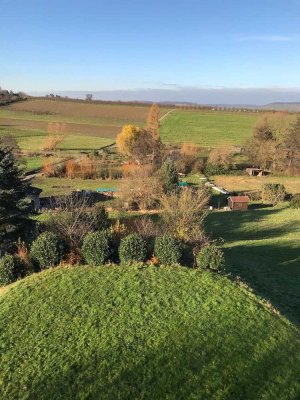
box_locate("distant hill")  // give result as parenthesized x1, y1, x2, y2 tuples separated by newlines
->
(262, 102, 300, 111)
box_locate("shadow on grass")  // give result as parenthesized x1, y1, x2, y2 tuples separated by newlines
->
(206, 208, 297, 242)
(223, 242, 300, 325)
(207, 208, 300, 325)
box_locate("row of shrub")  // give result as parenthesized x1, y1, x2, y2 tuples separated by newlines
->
(0, 231, 225, 286)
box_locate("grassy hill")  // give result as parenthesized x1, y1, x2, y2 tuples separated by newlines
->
(1, 265, 300, 399)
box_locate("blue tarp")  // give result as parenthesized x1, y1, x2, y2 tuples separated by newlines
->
(96, 188, 119, 193)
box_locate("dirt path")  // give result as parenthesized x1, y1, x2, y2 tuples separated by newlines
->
(159, 108, 176, 122)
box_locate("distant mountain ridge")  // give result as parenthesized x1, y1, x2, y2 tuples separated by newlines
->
(262, 102, 300, 111)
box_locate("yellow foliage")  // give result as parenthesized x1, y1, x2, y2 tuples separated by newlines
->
(116, 125, 141, 156)
(180, 142, 199, 156)
(146, 103, 160, 140)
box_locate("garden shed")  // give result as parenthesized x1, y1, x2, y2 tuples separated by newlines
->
(228, 196, 250, 211)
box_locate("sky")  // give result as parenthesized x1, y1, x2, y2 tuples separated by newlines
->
(1, 0, 300, 104)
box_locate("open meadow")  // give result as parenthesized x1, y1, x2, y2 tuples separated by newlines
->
(212, 175, 300, 195)
(160, 110, 259, 146)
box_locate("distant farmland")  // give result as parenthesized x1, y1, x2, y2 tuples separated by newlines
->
(160, 110, 259, 146)
(0, 99, 260, 155)
(0, 99, 169, 150)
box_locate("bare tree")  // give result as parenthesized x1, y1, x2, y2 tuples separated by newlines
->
(120, 165, 163, 210)
(47, 193, 108, 251)
(160, 187, 210, 245)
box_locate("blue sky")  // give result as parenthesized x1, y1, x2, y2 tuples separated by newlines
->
(1, 0, 300, 103)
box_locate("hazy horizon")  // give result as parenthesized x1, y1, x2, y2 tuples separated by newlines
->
(2, 0, 300, 103)
(28, 87, 300, 106)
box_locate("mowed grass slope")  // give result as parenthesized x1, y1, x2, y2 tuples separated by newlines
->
(1, 265, 300, 400)
(160, 110, 258, 146)
(207, 205, 300, 325)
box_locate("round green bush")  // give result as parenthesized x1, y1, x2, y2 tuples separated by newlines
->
(154, 236, 182, 265)
(30, 232, 65, 269)
(0, 254, 16, 285)
(290, 194, 300, 209)
(82, 231, 111, 266)
(196, 245, 225, 272)
(119, 234, 147, 263)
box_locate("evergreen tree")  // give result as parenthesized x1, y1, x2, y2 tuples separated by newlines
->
(0, 140, 32, 252)
(160, 158, 179, 195)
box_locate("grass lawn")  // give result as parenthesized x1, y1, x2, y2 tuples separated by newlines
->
(23, 156, 43, 171)
(33, 176, 121, 197)
(1, 265, 300, 399)
(160, 110, 258, 146)
(212, 174, 300, 195)
(207, 205, 300, 325)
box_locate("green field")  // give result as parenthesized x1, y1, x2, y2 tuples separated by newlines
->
(1, 265, 300, 400)
(160, 110, 258, 146)
(207, 205, 300, 324)
(34, 176, 121, 197)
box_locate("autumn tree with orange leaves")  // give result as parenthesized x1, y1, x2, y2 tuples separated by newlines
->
(146, 103, 160, 140)
(41, 122, 67, 151)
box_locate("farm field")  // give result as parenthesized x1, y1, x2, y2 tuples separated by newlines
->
(0, 99, 260, 157)
(0, 99, 170, 146)
(0, 99, 174, 172)
(207, 205, 300, 325)
(160, 110, 259, 146)
(1, 265, 300, 399)
(212, 175, 300, 194)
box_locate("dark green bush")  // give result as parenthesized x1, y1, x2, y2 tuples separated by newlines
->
(203, 163, 227, 176)
(0, 254, 16, 285)
(196, 245, 225, 272)
(82, 231, 111, 266)
(30, 232, 65, 269)
(95, 207, 110, 231)
(154, 236, 182, 265)
(119, 234, 147, 263)
(290, 193, 300, 209)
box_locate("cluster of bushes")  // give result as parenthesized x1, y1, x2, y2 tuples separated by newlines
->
(45, 161, 123, 180)
(262, 183, 286, 206)
(290, 193, 300, 209)
(0, 230, 225, 286)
